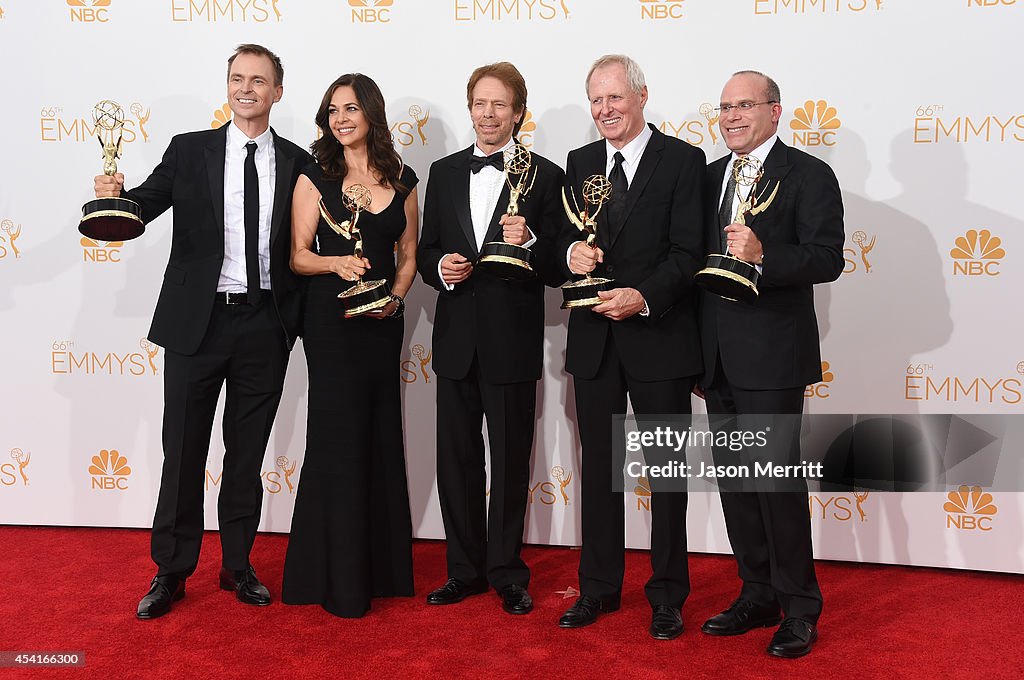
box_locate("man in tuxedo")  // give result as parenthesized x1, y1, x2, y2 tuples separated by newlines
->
(697, 70, 844, 658)
(417, 62, 565, 616)
(93, 44, 312, 619)
(555, 55, 705, 640)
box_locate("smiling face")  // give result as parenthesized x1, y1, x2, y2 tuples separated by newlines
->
(718, 72, 782, 156)
(226, 52, 282, 130)
(469, 75, 522, 154)
(587, 62, 647, 149)
(328, 85, 370, 149)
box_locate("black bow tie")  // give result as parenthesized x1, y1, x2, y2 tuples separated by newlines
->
(470, 151, 505, 174)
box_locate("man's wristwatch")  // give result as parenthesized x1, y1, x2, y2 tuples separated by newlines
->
(388, 294, 405, 318)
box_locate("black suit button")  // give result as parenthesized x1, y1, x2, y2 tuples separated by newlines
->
(605, 265, 615, 275)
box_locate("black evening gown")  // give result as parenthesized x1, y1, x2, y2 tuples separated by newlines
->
(282, 163, 417, 618)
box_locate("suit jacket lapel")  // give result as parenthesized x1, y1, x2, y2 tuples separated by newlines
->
(205, 124, 228, 245)
(608, 125, 664, 248)
(747, 138, 792, 229)
(450, 147, 477, 257)
(708, 155, 730, 250)
(269, 127, 295, 247)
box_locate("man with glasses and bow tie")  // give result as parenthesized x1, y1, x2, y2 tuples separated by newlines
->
(696, 70, 844, 658)
(417, 62, 565, 617)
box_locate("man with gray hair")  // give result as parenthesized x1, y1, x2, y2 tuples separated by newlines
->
(555, 54, 705, 640)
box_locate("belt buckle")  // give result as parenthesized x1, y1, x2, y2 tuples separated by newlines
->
(222, 292, 247, 305)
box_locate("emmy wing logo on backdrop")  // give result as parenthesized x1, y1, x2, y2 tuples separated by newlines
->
(171, 0, 282, 22)
(89, 449, 131, 490)
(528, 466, 573, 506)
(904, 362, 1022, 405)
(809, 490, 870, 522)
(658, 103, 719, 148)
(914, 105, 1024, 144)
(0, 219, 23, 260)
(454, 0, 571, 21)
(945, 485, 997, 532)
(40, 102, 149, 144)
(400, 344, 433, 384)
(804, 361, 834, 399)
(51, 338, 160, 377)
(754, 0, 885, 15)
(843, 230, 876, 274)
(67, 0, 112, 23)
(391, 105, 429, 147)
(791, 99, 841, 147)
(638, 0, 686, 20)
(951, 229, 1004, 277)
(349, 0, 393, 23)
(1, 448, 31, 487)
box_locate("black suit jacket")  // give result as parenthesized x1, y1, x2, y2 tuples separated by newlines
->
(700, 138, 845, 391)
(123, 124, 312, 355)
(417, 144, 565, 384)
(556, 125, 706, 382)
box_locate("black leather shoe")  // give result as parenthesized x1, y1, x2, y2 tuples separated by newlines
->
(558, 595, 619, 629)
(137, 576, 185, 620)
(219, 566, 271, 606)
(425, 577, 487, 605)
(767, 618, 818, 658)
(649, 604, 684, 640)
(701, 598, 781, 636)
(498, 584, 533, 615)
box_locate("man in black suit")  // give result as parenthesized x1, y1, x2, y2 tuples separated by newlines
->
(555, 55, 705, 640)
(93, 44, 312, 619)
(417, 62, 565, 616)
(697, 70, 844, 658)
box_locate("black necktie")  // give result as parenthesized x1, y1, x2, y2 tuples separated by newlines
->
(244, 141, 262, 303)
(607, 151, 628, 226)
(718, 158, 741, 254)
(469, 151, 504, 174)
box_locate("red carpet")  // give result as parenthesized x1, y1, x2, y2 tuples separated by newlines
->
(1, 526, 1020, 679)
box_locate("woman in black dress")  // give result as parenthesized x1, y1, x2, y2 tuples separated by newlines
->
(283, 73, 419, 618)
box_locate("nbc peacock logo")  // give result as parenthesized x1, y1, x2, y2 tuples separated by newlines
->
(639, 0, 686, 20)
(805, 361, 834, 399)
(790, 99, 841, 147)
(944, 485, 997, 531)
(89, 448, 131, 490)
(68, 0, 111, 23)
(80, 236, 123, 264)
(951, 229, 1004, 277)
(211, 103, 232, 129)
(349, 0, 393, 23)
(634, 476, 652, 512)
(518, 110, 537, 149)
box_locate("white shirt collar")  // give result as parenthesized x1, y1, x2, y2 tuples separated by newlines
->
(730, 134, 779, 173)
(474, 136, 516, 158)
(606, 123, 652, 169)
(227, 120, 273, 151)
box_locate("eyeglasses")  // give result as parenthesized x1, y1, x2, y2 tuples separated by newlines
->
(714, 101, 778, 114)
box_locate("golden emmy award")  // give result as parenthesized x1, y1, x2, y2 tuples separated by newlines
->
(318, 184, 393, 317)
(79, 100, 145, 241)
(560, 174, 614, 309)
(694, 156, 780, 302)
(476, 144, 538, 280)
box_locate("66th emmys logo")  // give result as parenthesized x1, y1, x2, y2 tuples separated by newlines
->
(68, 0, 112, 23)
(51, 339, 161, 377)
(40, 103, 149, 143)
(0, 219, 23, 260)
(349, 0, 393, 23)
(905, 362, 1022, 405)
(639, 0, 686, 20)
(390, 105, 429, 146)
(809, 491, 870, 522)
(401, 344, 433, 384)
(658, 103, 720, 148)
(914, 104, 1023, 144)
(843, 230, 876, 275)
(791, 100, 841, 147)
(89, 449, 131, 490)
(944, 485, 997, 531)
(1, 448, 31, 487)
(951, 229, 1004, 277)
(804, 361, 834, 399)
(755, 0, 885, 14)
(171, 0, 282, 22)
(205, 455, 299, 494)
(455, 0, 571, 22)
(527, 466, 573, 505)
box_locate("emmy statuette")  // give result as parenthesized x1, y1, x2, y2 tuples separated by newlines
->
(476, 144, 538, 280)
(79, 100, 145, 241)
(560, 174, 614, 309)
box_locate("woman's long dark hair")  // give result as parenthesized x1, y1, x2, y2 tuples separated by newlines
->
(310, 73, 405, 192)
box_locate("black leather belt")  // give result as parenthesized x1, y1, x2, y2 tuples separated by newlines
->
(216, 292, 252, 305)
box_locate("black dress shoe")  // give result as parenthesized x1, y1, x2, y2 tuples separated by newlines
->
(137, 576, 185, 620)
(558, 595, 619, 629)
(649, 604, 684, 640)
(701, 598, 781, 636)
(767, 618, 818, 658)
(425, 577, 487, 605)
(498, 584, 533, 615)
(219, 566, 271, 606)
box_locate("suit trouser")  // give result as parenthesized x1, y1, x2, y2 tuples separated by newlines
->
(705, 356, 823, 623)
(575, 330, 694, 608)
(151, 297, 289, 578)
(435, 356, 536, 589)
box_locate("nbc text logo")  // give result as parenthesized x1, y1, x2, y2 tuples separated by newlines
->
(171, 0, 282, 22)
(349, 0, 392, 22)
(51, 338, 161, 377)
(791, 99, 841, 147)
(527, 466, 573, 505)
(68, 0, 111, 23)
(914, 104, 1023, 144)
(944, 485, 997, 531)
(755, 0, 885, 14)
(0, 219, 23, 260)
(639, 0, 686, 19)
(80, 236, 123, 263)
(804, 361, 833, 399)
(1, 448, 31, 487)
(634, 476, 652, 511)
(40, 103, 148, 143)
(391, 105, 429, 146)
(951, 229, 1004, 277)
(843, 230, 875, 274)
(454, 0, 571, 22)
(808, 490, 870, 522)
(904, 362, 1022, 405)
(968, 0, 1019, 8)
(401, 344, 433, 384)
(89, 449, 131, 490)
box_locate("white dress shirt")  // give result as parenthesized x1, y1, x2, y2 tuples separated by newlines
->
(718, 134, 779, 273)
(219, 122, 276, 293)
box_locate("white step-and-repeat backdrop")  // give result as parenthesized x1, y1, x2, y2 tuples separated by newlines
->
(1, 1, 1021, 574)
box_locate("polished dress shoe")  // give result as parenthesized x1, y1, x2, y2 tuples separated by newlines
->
(425, 577, 487, 605)
(649, 604, 684, 641)
(558, 595, 619, 629)
(767, 618, 818, 658)
(701, 598, 781, 636)
(137, 575, 185, 620)
(498, 584, 533, 615)
(219, 566, 271, 606)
